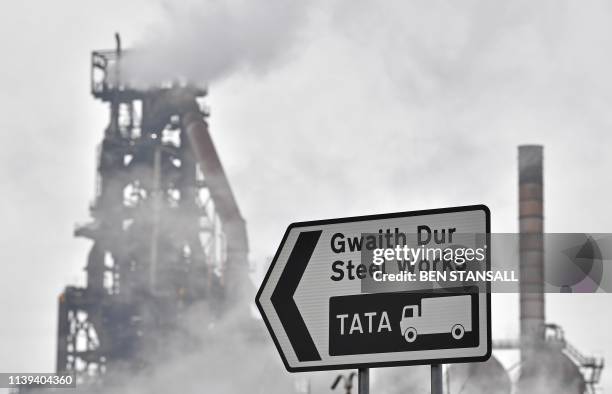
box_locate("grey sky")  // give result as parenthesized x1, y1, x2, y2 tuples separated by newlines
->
(1, 0, 611, 391)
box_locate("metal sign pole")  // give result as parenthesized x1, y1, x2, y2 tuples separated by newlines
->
(431, 364, 443, 394)
(358, 368, 369, 394)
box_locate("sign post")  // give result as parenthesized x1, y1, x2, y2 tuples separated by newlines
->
(431, 364, 443, 394)
(358, 368, 368, 394)
(256, 205, 491, 373)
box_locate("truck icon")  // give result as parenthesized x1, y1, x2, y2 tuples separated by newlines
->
(400, 295, 472, 343)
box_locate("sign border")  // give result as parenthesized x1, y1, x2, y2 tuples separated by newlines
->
(255, 204, 492, 372)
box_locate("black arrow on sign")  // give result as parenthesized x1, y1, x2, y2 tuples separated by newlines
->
(271, 230, 322, 362)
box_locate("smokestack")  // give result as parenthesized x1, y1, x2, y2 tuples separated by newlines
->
(518, 145, 545, 355)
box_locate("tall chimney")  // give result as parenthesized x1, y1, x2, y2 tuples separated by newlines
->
(518, 145, 545, 355)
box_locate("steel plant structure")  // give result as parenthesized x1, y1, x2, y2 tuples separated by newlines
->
(55, 35, 249, 388)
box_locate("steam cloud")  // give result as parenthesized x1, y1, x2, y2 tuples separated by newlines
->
(97, 299, 296, 394)
(122, 0, 312, 85)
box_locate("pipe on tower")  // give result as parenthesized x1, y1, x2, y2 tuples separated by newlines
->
(182, 111, 250, 300)
(157, 89, 250, 302)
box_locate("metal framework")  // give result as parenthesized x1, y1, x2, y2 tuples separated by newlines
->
(545, 324, 604, 394)
(56, 35, 248, 387)
(491, 324, 605, 394)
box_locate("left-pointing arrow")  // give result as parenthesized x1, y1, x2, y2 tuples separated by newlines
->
(270, 230, 322, 362)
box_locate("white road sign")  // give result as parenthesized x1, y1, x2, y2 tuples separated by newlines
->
(256, 205, 491, 372)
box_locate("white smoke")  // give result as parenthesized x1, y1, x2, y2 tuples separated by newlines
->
(122, 0, 313, 86)
(93, 296, 296, 394)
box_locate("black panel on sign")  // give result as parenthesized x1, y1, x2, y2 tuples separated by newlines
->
(329, 287, 479, 356)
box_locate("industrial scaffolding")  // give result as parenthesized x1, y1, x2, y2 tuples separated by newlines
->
(55, 35, 249, 388)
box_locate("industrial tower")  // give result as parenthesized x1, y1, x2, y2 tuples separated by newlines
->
(55, 35, 249, 387)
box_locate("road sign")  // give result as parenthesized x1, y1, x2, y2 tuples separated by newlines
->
(256, 205, 491, 372)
